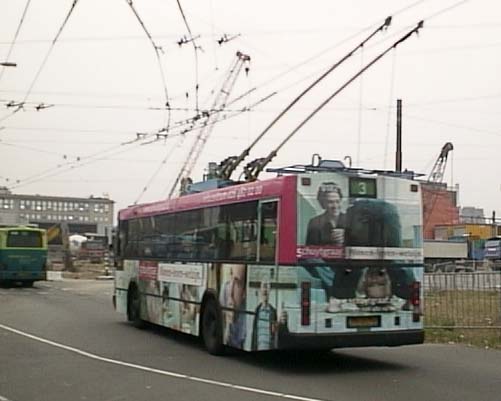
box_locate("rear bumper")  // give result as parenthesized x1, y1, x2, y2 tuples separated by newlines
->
(0, 271, 45, 281)
(278, 329, 424, 349)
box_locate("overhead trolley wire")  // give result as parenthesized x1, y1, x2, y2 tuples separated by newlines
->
(7, 129, 183, 191)
(0, 0, 32, 86)
(125, 0, 171, 131)
(0, 0, 80, 124)
(217, 15, 393, 180)
(206, 1, 432, 155)
(175, 0, 201, 113)
(133, 135, 186, 204)
(232, 0, 470, 181)
(242, 20, 425, 182)
(5, 89, 275, 191)
(224, 0, 430, 112)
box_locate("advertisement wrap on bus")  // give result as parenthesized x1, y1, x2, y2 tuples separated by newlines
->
(113, 169, 424, 354)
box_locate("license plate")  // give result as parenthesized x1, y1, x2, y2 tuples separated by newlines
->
(347, 315, 381, 329)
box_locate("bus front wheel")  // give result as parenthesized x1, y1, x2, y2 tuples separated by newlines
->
(201, 298, 224, 355)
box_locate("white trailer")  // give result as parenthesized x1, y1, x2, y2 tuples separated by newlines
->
(424, 240, 468, 272)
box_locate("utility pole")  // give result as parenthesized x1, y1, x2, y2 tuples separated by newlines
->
(396, 99, 402, 172)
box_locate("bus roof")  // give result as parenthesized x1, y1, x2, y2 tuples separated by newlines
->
(265, 161, 424, 180)
(119, 175, 296, 221)
(0, 225, 46, 233)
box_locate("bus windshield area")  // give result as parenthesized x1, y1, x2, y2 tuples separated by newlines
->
(6, 231, 43, 248)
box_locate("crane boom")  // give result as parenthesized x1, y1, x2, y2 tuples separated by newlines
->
(168, 51, 250, 198)
(428, 142, 453, 183)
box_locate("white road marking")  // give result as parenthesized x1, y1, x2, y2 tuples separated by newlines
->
(0, 323, 327, 401)
(0, 395, 14, 401)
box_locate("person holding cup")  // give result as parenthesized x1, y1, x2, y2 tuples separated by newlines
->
(306, 182, 346, 246)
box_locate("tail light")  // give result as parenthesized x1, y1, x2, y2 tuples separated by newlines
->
(301, 281, 311, 326)
(410, 281, 420, 306)
(410, 281, 421, 322)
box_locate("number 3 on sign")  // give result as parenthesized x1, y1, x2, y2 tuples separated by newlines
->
(358, 182, 367, 195)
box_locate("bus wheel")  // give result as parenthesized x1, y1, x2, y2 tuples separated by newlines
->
(201, 298, 224, 355)
(127, 285, 145, 328)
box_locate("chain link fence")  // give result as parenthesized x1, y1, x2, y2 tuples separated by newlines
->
(424, 272, 501, 329)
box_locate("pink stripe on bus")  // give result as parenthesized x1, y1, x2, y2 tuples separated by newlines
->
(278, 175, 297, 264)
(119, 176, 293, 219)
(118, 175, 299, 265)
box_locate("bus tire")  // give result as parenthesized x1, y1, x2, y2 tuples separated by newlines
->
(127, 284, 145, 328)
(201, 298, 225, 355)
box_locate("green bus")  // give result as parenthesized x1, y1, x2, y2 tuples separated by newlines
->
(0, 226, 48, 287)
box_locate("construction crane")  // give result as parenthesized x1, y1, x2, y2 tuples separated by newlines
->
(428, 142, 453, 183)
(168, 51, 250, 198)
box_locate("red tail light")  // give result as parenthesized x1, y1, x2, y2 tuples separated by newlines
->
(410, 281, 421, 322)
(301, 281, 311, 326)
(411, 281, 421, 306)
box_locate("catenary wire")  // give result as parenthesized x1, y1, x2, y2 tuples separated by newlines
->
(125, 0, 171, 130)
(0, 0, 32, 85)
(0, 0, 80, 124)
(175, 0, 200, 113)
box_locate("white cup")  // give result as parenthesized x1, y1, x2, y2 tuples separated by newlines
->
(331, 228, 344, 245)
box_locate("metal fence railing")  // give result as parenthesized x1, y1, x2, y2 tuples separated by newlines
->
(424, 272, 501, 329)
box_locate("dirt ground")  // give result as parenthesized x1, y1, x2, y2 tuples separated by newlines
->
(61, 260, 112, 279)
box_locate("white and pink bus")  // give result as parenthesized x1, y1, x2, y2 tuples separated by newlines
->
(113, 164, 424, 354)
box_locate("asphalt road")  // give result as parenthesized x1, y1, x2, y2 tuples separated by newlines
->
(1, 279, 501, 401)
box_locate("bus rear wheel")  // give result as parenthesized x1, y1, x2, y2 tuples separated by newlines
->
(127, 285, 145, 328)
(201, 298, 224, 355)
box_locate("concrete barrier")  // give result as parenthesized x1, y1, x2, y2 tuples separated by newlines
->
(46, 271, 63, 281)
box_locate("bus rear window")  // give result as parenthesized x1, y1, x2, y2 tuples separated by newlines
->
(7, 231, 43, 248)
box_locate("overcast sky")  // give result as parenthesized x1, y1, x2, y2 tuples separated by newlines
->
(1, 0, 500, 219)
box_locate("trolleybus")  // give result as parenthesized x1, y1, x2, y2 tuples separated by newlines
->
(113, 161, 424, 354)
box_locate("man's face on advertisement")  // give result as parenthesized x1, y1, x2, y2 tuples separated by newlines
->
(324, 191, 341, 218)
(231, 265, 246, 307)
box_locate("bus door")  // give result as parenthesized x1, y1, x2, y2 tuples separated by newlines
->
(257, 200, 278, 264)
(251, 200, 281, 350)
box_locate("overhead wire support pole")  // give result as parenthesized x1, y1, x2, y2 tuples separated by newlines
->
(244, 20, 424, 182)
(217, 16, 392, 180)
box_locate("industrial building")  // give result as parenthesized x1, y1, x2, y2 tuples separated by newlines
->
(0, 187, 114, 239)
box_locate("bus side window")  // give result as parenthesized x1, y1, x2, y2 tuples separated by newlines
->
(259, 201, 277, 262)
(224, 201, 257, 261)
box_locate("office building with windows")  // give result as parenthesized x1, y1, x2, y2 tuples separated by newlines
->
(0, 187, 114, 237)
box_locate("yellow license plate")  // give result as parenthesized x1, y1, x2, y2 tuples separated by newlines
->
(347, 316, 381, 329)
